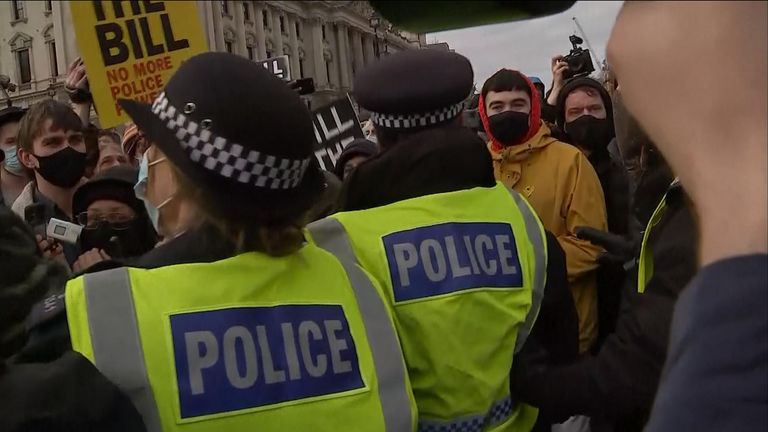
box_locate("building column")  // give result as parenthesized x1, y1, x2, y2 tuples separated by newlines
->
(311, 18, 328, 88)
(53, 1, 69, 74)
(272, 9, 284, 58)
(363, 33, 376, 64)
(336, 24, 350, 90)
(233, 0, 247, 57)
(288, 15, 301, 79)
(352, 29, 364, 74)
(255, 4, 267, 59)
(211, 1, 225, 51)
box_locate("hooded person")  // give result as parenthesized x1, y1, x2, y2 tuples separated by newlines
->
(70, 165, 157, 272)
(479, 68, 608, 353)
(332, 138, 379, 181)
(556, 76, 630, 236)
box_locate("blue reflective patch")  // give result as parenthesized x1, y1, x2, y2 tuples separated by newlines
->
(383, 222, 523, 302)
(170, 305, 364, 419)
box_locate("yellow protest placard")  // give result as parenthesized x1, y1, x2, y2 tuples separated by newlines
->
(70, 1, 208, 128)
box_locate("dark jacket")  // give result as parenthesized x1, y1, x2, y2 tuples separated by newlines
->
(338, 125, 498, 211)
(512, 181, 698, 432)
(646, 254, 768, 432)
(0, 206, 146, 432)
(337, 124, 580, 427)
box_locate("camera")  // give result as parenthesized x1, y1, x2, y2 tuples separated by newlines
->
(563, 35, 595, 80)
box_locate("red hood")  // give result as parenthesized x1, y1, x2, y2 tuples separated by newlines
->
(479, 70, 542, 152)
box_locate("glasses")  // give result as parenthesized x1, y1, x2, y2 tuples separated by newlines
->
(76, 212, 134, 230)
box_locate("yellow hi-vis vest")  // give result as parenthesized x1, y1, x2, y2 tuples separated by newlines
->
(637, 178, 680, 293)
(65, 244, 416, 432)
(308, 182, 548, 432)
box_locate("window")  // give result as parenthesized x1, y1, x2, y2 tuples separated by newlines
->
(12, 0, 25, 20)
(325, 60, 331, 85)
(279, 16, 285, 33)
(266, 49, 273, 59)
(246, 45, 255, 60)
(220, 0, 229, 15)
(17, 49, 31, 84)
(295, 22, 301, 39)
(299, 59, 305, 78)
(262, 9, 269, 29)
(242, 2, 250, 21)
(44, 0, 52, 12)
(321, 25, 326, 40)
(47, 40, 58, 77)
(225, 41, 233, 53)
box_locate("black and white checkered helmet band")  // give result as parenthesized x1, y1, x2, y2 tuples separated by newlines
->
(150, 92, 310, 190)
(369, 101, 464, 129)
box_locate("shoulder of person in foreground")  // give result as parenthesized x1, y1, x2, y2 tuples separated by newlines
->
(0, 350, 147, 432)
(646, 254, 768, 432)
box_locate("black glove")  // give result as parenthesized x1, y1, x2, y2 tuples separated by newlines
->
(575, 226, 637, 265)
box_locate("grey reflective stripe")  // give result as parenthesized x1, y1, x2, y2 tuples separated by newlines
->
(418, 396, 516, 432)
(84, 268, 163, 432)
(309, 217, 414, 432)
(506, 187, 548, 353)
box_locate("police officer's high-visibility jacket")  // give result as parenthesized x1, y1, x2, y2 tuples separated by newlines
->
(637, 178, 681, 293)
(65, 244, 417, 432)
(308, 182, 548, 432)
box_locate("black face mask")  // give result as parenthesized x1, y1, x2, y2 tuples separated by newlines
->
(565, 115, 614, 154)
(34, 147, 86, 188)
(488, 111, 529, 146)
(78, 220, 154, 259)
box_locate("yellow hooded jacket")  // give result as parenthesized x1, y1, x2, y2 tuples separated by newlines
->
(489, 122, 607, 352)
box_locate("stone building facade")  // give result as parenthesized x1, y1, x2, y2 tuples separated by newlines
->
(0, 1, 424, 111)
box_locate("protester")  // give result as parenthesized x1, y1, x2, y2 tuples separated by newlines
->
(479, 68, 607, 353)
(608, 2, 767, 430)
(93, 130, 129, 174)
(62, 52, 418, 430)
(0, 206, 146, 432)
(323, 48, 579, 431)
(332, 138, 378, 180)
(555, 77, 629, 236)
(12, 100, 87, 266)
(514, 156, 697, 432)
(121, 123, 150, 167)
(70, 165, 157, 273)
(0, 106, 31, 208)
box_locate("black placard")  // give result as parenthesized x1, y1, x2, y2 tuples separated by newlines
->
(312, 95, 365, 171)
(259, 55, 291, 81)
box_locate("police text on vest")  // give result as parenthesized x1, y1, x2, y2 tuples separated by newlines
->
(383, 222, 523, 302)
(170, 305, 364, 418)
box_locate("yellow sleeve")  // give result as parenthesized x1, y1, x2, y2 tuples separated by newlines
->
(557, 152, 608, 282)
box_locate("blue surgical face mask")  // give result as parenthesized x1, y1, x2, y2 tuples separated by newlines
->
(134, 152, 173, 234)
(2, 146, 25, 176)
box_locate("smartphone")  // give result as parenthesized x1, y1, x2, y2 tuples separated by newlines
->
(295, 78, 315, 96)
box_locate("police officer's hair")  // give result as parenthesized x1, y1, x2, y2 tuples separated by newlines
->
(171, 164, 305, 257)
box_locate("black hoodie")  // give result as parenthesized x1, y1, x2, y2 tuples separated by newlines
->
(555, 77, 629, 236)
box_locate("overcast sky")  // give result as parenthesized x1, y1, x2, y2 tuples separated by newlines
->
(428, 1, 623, 90)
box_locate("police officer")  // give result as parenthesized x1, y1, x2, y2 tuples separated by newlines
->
(64, 53, 415, 431)
(312, 49, 579, 431)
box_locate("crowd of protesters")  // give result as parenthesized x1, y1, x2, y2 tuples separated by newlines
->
(0, 2, 765, 432)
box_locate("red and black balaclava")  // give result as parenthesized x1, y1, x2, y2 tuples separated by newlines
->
(479, 69, 542, 152)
